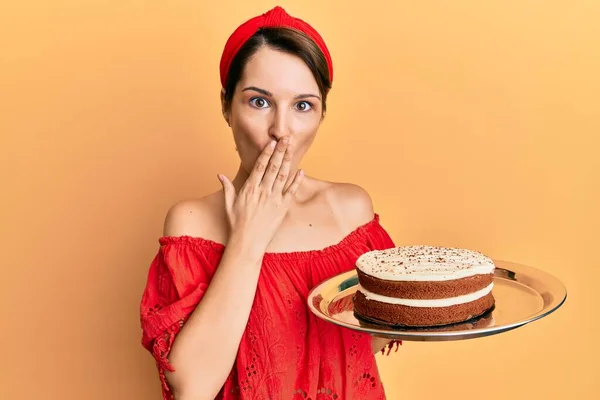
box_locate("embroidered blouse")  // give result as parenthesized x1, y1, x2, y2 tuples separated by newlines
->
(140, 213, 400, 400)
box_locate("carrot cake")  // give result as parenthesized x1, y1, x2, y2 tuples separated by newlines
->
(353, 245, 496, 327)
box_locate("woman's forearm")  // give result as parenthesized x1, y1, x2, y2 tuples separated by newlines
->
(165, 234, 264, 398)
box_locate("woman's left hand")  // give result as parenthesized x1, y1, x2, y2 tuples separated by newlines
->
(371, 336, 401, 355)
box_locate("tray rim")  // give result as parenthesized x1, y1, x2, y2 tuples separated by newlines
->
(306, 259, 567, 341)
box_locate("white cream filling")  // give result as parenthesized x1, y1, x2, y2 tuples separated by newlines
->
(357, 282, 494, 307)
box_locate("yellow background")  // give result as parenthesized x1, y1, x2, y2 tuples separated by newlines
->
(1, 0, 598, 399)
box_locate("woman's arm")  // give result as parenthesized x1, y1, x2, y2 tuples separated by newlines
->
(161, 138, 303, 399)
(164, 233, 264, 399)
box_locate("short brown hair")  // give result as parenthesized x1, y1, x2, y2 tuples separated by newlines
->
(222, 27, 332, 116)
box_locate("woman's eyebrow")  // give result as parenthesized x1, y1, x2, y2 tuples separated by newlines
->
(242, 86, 321, 101)
(242, 86, 272, 96)
(295, 93, 321, 100)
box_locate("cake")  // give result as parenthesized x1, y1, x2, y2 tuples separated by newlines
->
(353, 245, 496, 327)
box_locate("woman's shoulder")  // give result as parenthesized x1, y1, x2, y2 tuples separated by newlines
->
(159, 180, 377, 246)
(162, 190, 227, 243)
(316, 180, 376, 233)
(316, 180, 394, 249)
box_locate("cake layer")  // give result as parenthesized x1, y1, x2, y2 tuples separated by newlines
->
(353, 291, 495, 327)
(356, 282, 493, 307)
(357, 269, 493, 299)
(356, 245, 495, 281)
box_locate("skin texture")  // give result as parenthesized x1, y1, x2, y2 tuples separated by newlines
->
(161, 45, 391, 399)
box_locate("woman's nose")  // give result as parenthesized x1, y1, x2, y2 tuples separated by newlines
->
(268, 110, 291, 141)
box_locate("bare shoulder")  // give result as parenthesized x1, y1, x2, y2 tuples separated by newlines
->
(162, 190, 227, 242)
(324, 181, 375, 232)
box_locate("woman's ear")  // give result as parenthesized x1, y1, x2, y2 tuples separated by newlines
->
(220, 88, 230, 126)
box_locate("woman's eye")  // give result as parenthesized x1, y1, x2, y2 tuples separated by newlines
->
(249, 97, 269, 108)
(295, 101, 313, 112)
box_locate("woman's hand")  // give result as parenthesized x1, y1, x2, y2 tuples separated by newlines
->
(218, 137, 304, 255)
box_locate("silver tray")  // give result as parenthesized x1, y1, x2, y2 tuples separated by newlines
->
(307, 260, 567, 341)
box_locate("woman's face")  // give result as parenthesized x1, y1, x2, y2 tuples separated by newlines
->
(223, 46, 323, 176)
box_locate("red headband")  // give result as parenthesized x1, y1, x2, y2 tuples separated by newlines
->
(219, 6, 334, 88)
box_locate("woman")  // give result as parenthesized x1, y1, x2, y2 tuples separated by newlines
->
(140, 6, 400, 400)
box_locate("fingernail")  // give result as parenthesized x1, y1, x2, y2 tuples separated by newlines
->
(269, 140, 276, 148)
(282, 137, 290, 144)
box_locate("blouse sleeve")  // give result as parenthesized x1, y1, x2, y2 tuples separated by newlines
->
(139, 238, 219, 396)
(364, 215, 403, 355)
(365, 214, 396, 251)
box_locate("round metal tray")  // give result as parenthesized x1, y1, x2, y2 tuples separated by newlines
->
(307, 260, 567, 341)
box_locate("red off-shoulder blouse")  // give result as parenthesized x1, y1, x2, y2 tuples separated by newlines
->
(140, 214, 400, 400)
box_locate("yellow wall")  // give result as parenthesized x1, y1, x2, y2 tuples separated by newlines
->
(1, 1, 598, 399)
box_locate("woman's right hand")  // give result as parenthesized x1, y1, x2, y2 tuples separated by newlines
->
(217, 137, 304, 255)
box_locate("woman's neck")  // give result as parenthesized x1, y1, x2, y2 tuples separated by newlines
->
(231, 165, 250, 192)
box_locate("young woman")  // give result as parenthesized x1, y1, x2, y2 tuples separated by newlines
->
(140, 6, 400, 400)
